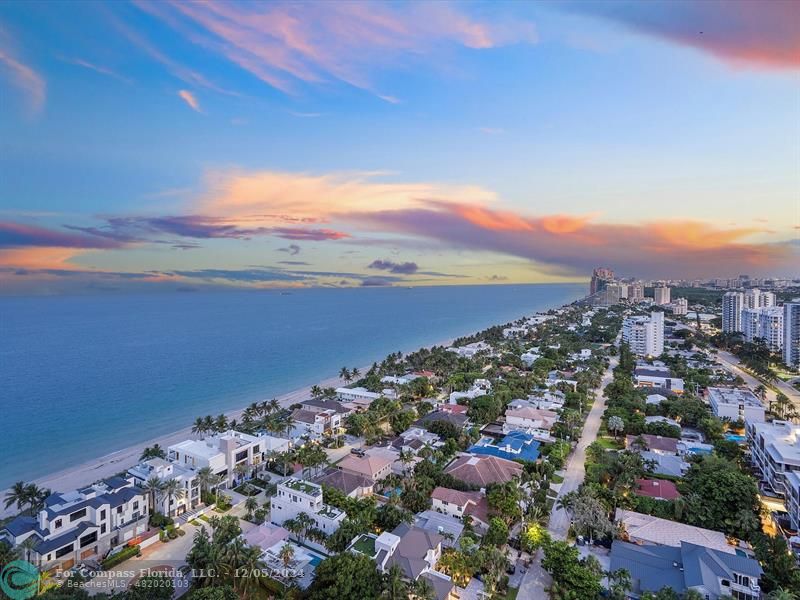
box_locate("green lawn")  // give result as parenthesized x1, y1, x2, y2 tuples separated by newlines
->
(505, 587, 519, 600)
(593, 437, 623, 450)
(551, 473, 564, 484)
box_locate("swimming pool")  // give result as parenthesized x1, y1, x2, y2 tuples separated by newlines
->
(725, 433, 746, 443)
(685, 446, 712, 455)
(308, 555, 323, 567)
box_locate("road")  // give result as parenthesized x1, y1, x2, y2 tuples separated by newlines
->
(715, 350, 800, 409)
(516, 353, 618, 598)
(547, 354, 618, 539)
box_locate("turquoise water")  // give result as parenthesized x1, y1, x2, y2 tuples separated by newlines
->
(308, 555, 322, 567)
(0, 283, 584, 488)
(725, 433, 746, 443)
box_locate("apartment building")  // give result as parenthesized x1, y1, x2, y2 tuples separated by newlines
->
(168, 429, 265, 488)
(622, 312, 664, 357)
(670, 298, 688, 315)
(784, 302, 800, 369)
(741, 306, 784, 352)
(653, 287, 671, 306)
(705, 387, 765, 425)
(270, 478, 345, 549)
(746, 420, 800, 498)
(723, 289, 776, 333)
(127, 458, 200, 517)
(0, 477, 148, 572)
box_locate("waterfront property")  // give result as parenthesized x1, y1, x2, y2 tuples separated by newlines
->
(335, 386, 381, 408)
(0, 477, 148, 572)
(609, 540, 762, 600)
(168, 429, 265, 488)
(127, 458, 200, 517)
(705, 387, 765, 425)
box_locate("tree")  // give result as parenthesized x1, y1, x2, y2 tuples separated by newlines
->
(142, 476, 165, 513)
(484, 517, 509, 547)
(752, 533, 800, 594)
(607, 415, 624, 439)
(542, 540, 603, 600)
(185, 587, 238, 600)
(307, 552, 382, 600)
(487, 481, 522, 525)
(607, 568, 632, 600)
(520, 522, 550, 554)
(381, 564, 409, 600)
(339, 367, 352, 383)
(570, 491, 613, 543)
(4, 481, 30, 513)
(192, 416, 208, 438)
(160, 478, 185, 517)
(278, 542, 295, 568)
(140, 444, 166, 460)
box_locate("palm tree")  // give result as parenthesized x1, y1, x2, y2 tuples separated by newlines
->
(294, 512, 315, 545)
(24, 484, 48, 515)
(140, 444, 166, 460)
(310, 385, 323, 399)
(381, 564, 408, 599)
(161, 479, 185, 517)
(410, 577, 436, 600)
(278, 542, 295, 569)
(215, 414, 229, 433)
(4, 481, 29, 512)
(234, 463, 248, 484)
(192, 417, 207, 438)
(143, 476, 165, 513)
(767, 588, 798, 600)
(351, 367, 361, 380)
(607, 415, 624, 440)
(244, 496, 258, 519)
(268, 399, 281, 413)
(202, 415, 215, 434)
(283, 414, 296, 439)
(339, 367, 351, 383)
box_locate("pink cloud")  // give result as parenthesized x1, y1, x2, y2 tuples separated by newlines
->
(178, 89, 202, 112)
(568, 1, 800, 70)
(133, 1, 537, 98)
(0, 29, 46, 114)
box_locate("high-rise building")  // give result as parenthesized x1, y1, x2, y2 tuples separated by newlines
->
(759, 307, 784, 353)
(722, 292, 743, 333)
(590, 267, 614, 296)
(628, 283, 644, 302)
(744, 288, 775, 309)
(653, 287, 671, 305)
(784, 302, 800, 369)
(741, 308, 761, 342)
(670, 298, 688, 316)
(622, 311, 664, 357)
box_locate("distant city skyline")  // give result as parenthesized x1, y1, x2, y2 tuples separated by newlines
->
(0, 0, 798, 293)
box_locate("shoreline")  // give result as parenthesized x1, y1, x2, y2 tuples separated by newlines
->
(0, 333, 459, 518)
(1, 291, 585, 517)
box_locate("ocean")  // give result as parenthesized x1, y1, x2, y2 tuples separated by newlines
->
(0, 283, 584, 488)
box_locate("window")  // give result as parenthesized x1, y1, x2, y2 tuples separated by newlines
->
(55, 544, 73, 559)
(133, 501, 139, 510)
(80, 531, 98, 548)
(54, 519, 62, 529)
(101, 523, 107, 534)
(733, 573, 750, 587)
(236, 450, 248, 462)
(69, 508, 86, 522)
(99, 510, 106, 521)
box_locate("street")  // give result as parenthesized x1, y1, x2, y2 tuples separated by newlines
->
(715, 349, 800, 410)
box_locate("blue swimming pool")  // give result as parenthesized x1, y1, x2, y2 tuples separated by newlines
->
(309, 555, 322, 567)
(725, 433, 746, 443)
(686, 446, 712, 455)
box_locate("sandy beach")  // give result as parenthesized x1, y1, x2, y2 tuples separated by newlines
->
(0, 372, 344, 519)
(0, 331, 464, 520)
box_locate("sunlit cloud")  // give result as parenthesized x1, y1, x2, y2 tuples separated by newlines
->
(0, 28, 46, 114)
(566, 0, 800, 70)
(132, 0, 537, 100)
(178, 89, 202, 112)
(57, 56, 132, 84)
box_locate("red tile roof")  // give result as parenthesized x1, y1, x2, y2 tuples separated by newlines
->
(635, 478, 680, 500)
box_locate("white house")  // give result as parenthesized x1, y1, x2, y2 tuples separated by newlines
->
(446, 341, 493, 358)
(270, 478, 345, 552)
(336, 386, 381, 407)
(0, 477, 148, 572)
(706, 387, 765, 425)
(449, 378, 492, 404)
(168, 429, 265, 487)
(127, 458, 200, 517)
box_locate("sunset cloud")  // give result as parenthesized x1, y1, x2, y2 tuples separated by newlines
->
(368, 259, 419, 275)
(567, 1, 800, 70)
(0, 29, 46, 114)
(178, 89, 201, 112)
(133, 0, 537, 98)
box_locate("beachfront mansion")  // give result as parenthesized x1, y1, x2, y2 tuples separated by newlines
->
(0, 477, 148, 572)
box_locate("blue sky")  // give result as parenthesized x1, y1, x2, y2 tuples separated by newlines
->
(0, 1, 798, 293)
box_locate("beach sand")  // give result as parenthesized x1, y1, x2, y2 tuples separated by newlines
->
(0, 333, 463, 519)
(0, 372, 345, 519)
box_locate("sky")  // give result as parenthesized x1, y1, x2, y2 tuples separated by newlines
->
(0, 0, 798, 294)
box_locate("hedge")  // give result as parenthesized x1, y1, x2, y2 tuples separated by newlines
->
(101, 544, 140, 570)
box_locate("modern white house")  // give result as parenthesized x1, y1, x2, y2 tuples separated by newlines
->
(705, 387, 765, 425)
(502, 401, 558, 440)
(446, 341, 493, 358)
(520, 349, 541, 367)
(270, 478, 345, 552)
(449, 378, 492, 404)
(622, 312, 664, 357)
(127, 458, 200, 517)
(430, 487, 490, 532)
(336, 386, 381, 408)
(168, 429, 265, 488)
(0, 477, 148, 573)
(634, 366, 684, 395)
(746, 420, 800, 499)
